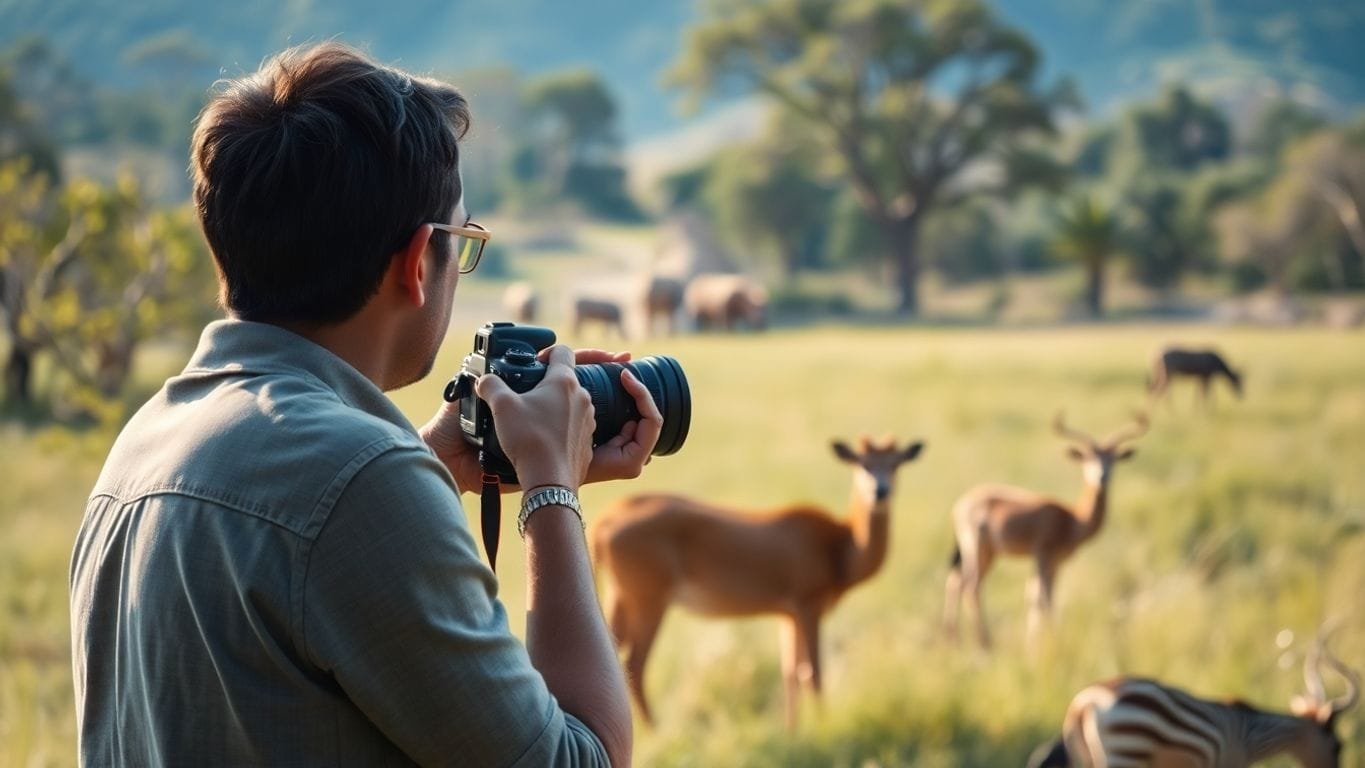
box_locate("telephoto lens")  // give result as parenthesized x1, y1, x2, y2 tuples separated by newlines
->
(573, 356, 690, 456)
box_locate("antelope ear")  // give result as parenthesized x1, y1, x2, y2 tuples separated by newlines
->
(832, 441, 859, 464)
(901, 441, 925, 462)
(1066, 446, 1086, 462)
(1116, 447, 1137, 461)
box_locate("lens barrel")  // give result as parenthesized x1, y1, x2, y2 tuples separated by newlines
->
(573, 356, 690, 456)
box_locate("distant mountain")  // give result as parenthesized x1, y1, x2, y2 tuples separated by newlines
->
(2, 0, 1362, 143)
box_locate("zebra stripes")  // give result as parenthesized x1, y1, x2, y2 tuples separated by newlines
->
(1066, 679, 1229, 766)
(1054, 672, 1350, 768)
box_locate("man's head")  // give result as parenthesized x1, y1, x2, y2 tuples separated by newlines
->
(191, 42, 471, 326)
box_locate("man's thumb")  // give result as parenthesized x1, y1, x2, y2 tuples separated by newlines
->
(474, 373, 512, 406)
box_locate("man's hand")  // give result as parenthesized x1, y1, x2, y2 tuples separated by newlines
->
(421, 347, 662, 493)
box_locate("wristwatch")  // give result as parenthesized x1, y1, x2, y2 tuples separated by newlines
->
(517, 485, 584, 539)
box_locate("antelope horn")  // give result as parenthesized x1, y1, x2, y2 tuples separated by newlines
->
(1326, 651, 1361, 715)
(1105, 410, 1150, 447)
(1318, 624, 1362, 715)
(1304, 635, 1328, 704)
(1052, 411, 1095, 447)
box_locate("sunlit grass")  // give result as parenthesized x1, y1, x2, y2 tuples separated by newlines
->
(3, 323, 1363, 766)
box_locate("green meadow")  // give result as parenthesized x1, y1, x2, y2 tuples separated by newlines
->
(3, 323, 1362, 767)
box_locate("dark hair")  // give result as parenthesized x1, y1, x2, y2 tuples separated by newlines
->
(191, 42, 471, 324)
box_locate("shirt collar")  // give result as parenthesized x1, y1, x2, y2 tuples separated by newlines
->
(184, 318, 419, 435)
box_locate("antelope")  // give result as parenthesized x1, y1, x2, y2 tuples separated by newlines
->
(591, 436, 925, 727)
(501, 281, 539, 323)
(640, 274, 685, 337)
(570, 296, 627, 339)
(943, 412, 1147, 649)
(683, 273, 768, 331)
(1148, 347, 1243, 408)
(1030, 630, 1360, 767)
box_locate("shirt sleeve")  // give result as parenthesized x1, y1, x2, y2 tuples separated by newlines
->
(301, 446, 609, 768)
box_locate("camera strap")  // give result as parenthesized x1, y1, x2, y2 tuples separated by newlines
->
(479, 467, 502, 572)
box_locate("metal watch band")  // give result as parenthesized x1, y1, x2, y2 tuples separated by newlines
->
(517, 485, 584, 539)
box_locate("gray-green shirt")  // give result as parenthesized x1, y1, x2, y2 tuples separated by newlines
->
(70, 319, 607, 767)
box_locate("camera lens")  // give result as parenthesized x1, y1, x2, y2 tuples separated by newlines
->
(574, 356, 690, 456)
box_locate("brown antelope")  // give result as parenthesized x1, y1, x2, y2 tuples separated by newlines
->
(639, 274, 685, 337)
(591, 436, 925, 727)
(570, 296, 627, 339)
(1148, 347, 1243, 408)
(943, 412, 1147, 649)
(501, 281, 539, 323)
(683, 273, 768, 331)
(1029, 630, 1360, 767)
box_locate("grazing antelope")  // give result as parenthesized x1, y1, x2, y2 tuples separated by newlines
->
(684, 273, 768, 331)
(1034, 632, 1360, 767)
(502, 281, 539, 323)
(640, 274, 685, 337)
(570, 296, 627, 339)
(944, 412, 1147, 649)
(591, 436, 925, 727)
(1148, 347, 1243, 408)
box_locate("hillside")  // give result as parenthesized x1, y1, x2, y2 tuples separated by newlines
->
(1, 0, 1363, 141)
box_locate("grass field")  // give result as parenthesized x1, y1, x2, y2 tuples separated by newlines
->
(2, 322, 1363, 767)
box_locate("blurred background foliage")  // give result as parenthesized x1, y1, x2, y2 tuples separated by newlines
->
(0, 2, 1363, 389)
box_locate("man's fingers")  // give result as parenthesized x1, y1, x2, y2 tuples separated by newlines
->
(621, 369, 663, 423)
(601, 419, 639, 449)
(620, 369, 663, 453)
(545, 344, 576, 369)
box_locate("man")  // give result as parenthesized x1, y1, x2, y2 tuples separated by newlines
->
(69, 42, 657, 766)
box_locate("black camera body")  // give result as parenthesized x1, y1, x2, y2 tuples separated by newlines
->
(444, 322, 691, 484)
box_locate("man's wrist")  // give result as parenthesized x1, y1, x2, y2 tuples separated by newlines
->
(518, 485, 584, 539)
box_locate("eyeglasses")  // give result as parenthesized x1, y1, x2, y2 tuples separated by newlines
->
(428, 221, 491, 274)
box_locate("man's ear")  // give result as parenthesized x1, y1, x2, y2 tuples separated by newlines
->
(395, 224, 434, 307)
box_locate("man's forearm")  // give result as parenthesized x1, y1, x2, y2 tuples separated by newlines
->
(524, 507, 632, 766)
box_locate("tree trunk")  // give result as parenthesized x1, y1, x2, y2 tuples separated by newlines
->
(4, 343, 34, 406)
(885, 216, 922, 317)
(1086, 256, 1104, 319)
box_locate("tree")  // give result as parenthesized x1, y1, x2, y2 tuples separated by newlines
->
(1216, 129, 1365, 293)
(513, 69, 640, 220)
(1095, 86, 1239, 294)
(700, 132, 833, 280)
(670, 0, 1073, 316)
(0, 162, 213, 413)
(1052, 194, 1121, 318)
(0, 66, 59, 179)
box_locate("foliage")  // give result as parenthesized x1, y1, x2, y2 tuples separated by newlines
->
(1, 36, 202, 153)
(698, 129, 834, 280)
(1215, 128, 1365, 293)
(0, 161, 215, 415)
(0, 58, 59, 179)
(920, 200, 1005, 285)
(1083, 86, 1239, 293)
(669, 0, 1074, 315)
(1051, 194, 1121, 318)
(507, 69, 642, 221)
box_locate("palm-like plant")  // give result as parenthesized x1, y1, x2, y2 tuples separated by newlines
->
(1054, 194, 1122, 318)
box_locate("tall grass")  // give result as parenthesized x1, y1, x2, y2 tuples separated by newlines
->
(3, 324, 1362, 766)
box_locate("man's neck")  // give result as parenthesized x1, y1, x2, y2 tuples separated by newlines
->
(273, 308, 398, 390)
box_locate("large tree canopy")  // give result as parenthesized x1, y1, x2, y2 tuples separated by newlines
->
(670, 0, 1074, 315)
